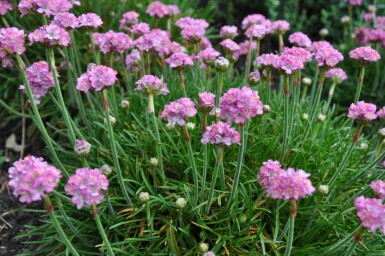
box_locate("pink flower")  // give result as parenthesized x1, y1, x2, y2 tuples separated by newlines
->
(119, 11, 139, 30)
(175, 17, 209, 29)
(0, 27, 26, 55)
(201, 121, 241, 146)
(364, 13, 373, 22)
(283, 46, 313, 63)
(376, 16, 385, 30)
(271, 20, 290, 35)
(308, 40, 333, 53)
(130, 22, 150, 36)
(377, 107, 385, 119)
(18, 0, 74, 17)
(354, 196, 385, 234)
(258, 160, 283, 190)
(168, 5, 180, 15)
(160, 98, 197, 127)
(65, 167, 109, 209)
(315, 46, 344, 68)
(288, 32, 312, 48)
(198, 92, 215, 112)
(248, 70, 261, 85)
(273, 53, 304, 75)
(29, 24, 70, 47)
(347, 101, 377, 120)
(135, 33, 161, 52)
(51, 12, 79, 29)
(220, 25, 238, 39)
(165, 52, 194, 70)
(78, 13, 103, 29)
(345, 0, 363, 5)
(241, 14, 267, 30)
(76, 65, 117, 92)
(19, 61, 55, 104)
(199, 37, 212, 50)
(74, 139, 91, 156)
(325, 68, 348, 84)
(245, 24, 268, 39)
(197, 47, 220, 66)
(146, 1, 170, 18)
(125, 49, 141, 72)
(135, 75, 169, 95)
(349, 46, 381, 65)
(256, 53, 279, 69)
(266, 168, 315, 200)
(8, 156, 62, 204)
(93, 31, 133, 54)
(0, 0, 12, 16)
(370, 180, 385, 199)
(220, 39, 240, 54)
(219, 86, 264, 125)
(238, 40, 257, 56)
(181, 25, 206, 43)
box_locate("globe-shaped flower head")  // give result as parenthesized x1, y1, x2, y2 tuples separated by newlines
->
(258, 160, 283, 190)
(135, 75, 169, 96)
(325, 68, 348, 84)
(198, 92, 216, 113)
(160, 98, 197, 127)
(165, 52, 194, 71)
(349, 46, 381, 67)
(347, 101, 377, 122)
(29, 24, 70, 47)
(76, 65, 117, 93)
(370, 180, 385, 199)
(354, 196, 385, 234)
(201, 121, 241, 146)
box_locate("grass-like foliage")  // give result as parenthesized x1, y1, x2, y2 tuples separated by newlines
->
(2, 0, 385, 255)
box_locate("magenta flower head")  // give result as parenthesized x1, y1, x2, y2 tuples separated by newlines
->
(315, 46, 344, 69)
(288, 32, 312, 48)
(93, 31, 133, 54)
(197, 47, 220, 66)
(76, 65, 117, 93)
(220, 25, 238, 39)
(168, 5, 180, 15)
(146, 1, 170, 18)
(51, 12, 79, 30)
(272, 53, 305, 75)
(77, 13, 103, 30)
(198, 92, 215, 113)
(18, 0, 74, 17)
(29, 24, 70, 47)
(370, 180, 385, 199)
(245, 24, 268, 40)
(283, 46, 313, 64)
(308, 40, 333, 53)
(135, 75, 169, 96)
(347, 101, 377, 121)
(165, 52, 194, 71)
(345, 0, 363, 5)
(0, 1, 12, 16)
(266, 168, 315, 200)
(349, 46, 381, 66)
(19, 61, 55, 104)
(201, 121, 241, 146)
(175, 17, 209, 29)
(119, 11, 139, 30)
(135, 33, 161, 52)
(130, 22, 150, 36)
(241, 14, 267, 30)
(272, 20, 290, 35)
(220, 39, 241, 55)
(160, 98, 197, 127)
(256, 53, 279, 69)
(181, 25, 206, 43)
(258, 160, 283, 190)
(354, 196, 385, 234)
(325, 68, 348, 84)
(8, 156, 62, 203)
(65, 167, 109, 209)
(0, 27, 26, 56)
(125, 49, 141, 72)
(219, 86, 264, 125)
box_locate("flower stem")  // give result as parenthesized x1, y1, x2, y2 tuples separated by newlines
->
(102, 90, 132, 205)
(284, 200, 297, 256)
(44, 196, 79, 256)
(205, 146, 224, 214)
(216, 72, 224, 106)
(354, 67, 365, 104)
(244, 36, 253, 83)
(280, 75, 291, 162)
(178, 70, 187, 97)
(91, 204, 115, 256)
(90, 32, 100, 65)
(278, 34, 284, 53)
(15, 55, 67, 176)
(325, 82, 336, 111)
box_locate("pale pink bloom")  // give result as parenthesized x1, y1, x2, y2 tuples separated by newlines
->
(76, 65, 117, 92)
(354, 196, 385, 234)
(198, 92, 215, 112)
(199, 37, 212, 50)
(175, 17, 209, 29)
(160, 98, 197, 127)
(0, 27, 26, 55)
(258, 160, 283, 190)
(52, 12, 79, 29)
(146, 1, 170, 18)
(349, 46, 381, 65)
(201, 121, 241, 146)
(119, 11, 139, 30)
(315, 46, 344, 68)
(220, 25, 238, 39)
(377, 107, 385, 119)
(308, 40, 333, 53)
(364, 13, 373, 22)
(220, 39, 240, 53)
(256, 53, 279, 69)
(93, 31, 133, 54)
(78, 13, 103, 29)
(283, 46, 313, 63)
(370, 180, 385, 199)
(125, 49, 141, 72)
(135, 75, 169, 95)
(248, 70, 261, 85)
(241, 13, 267, 30)
(74, 139, 91, 156)
(181, 25, 205, 43)
(238, 40, 257, 56)
(347, 101, 377, 120)
(18, 0, 74, 17)
(130, 22, 150, 36)
(135, 33, 161, 52)
(273, 53, 304, 75)
(197, 47, 220, 66)
(376, 16, 385, 30)
(165, 52, 194, 69)
(345, 0, 363, 5)
(168, 5, 180, 15)
(245, 24, 268, 39)
(325, 68, 348, 84)
(271, 20, 290, 35)
(288, 32, 312, 48)
(29, 24, 70, 47)
(0, 0, 12, 16)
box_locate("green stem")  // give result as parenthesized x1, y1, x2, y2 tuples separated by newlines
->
(178, 70, 187, 97)
(216, 73, 224, 106)
(201, 113, 209, 201)
(1, 16, 10, 27)
(244, 36, 253, 83)
(15, 55, 67, 176)
(345, 240, 357, 256)
(146, 52, 150, 74)
(183, 126, 199, 207)
(70, 32, 82, 75)
(91, 205, 115, 256)
(325, 82, 337, 111)
(284, 200, 297, 256)
(354, 67, 365, 104)
(44, 196, 79, 256)
(47, 48, 77, 145)
(323, 225, 361, 255)
(280, 75, 290, 162)
(278, 34, 284, 53)
(205, 146, 224, 214)
(90, 32, 100, 65)
(102, 90, 132, 205)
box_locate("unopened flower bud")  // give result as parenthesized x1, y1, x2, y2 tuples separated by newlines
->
(150, 157, 158, 166)
(317, 113, 326, 122)
(341, 15, 350, 24)
(139, 192, 150, 203)
(176, 197, 187, 209)
(263, 105, 271, 113)
(302, 77, 312, 86)
(104, 115, 116, 126)
(318, 185, 329, 195)
(121, 99, 130, 108)
(166, 123, 174, 130)
(368, 5, 377, 13)
(248, 70, 261, 86)
(214, 57, 230, 72)
(209, 107, 221, 119)
(186, 122, 195, 130)
(319, 28, 329, 37)
(239, 214, 248, 223)
(199, 243, 209, 253)
(101, 164, 112, 176)
(378, 128, 385, 138)
(360, 142, 368, 149)
(339, 43, 348, 51)
(302, 113, 309, 120)
(74, 139, 91, 157)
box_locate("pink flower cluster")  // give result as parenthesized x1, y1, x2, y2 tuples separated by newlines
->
(325, 68, 348, 84)
(371, 180, 385, 199)
(8, 156, 62, 203)
(219, 86, 264, 125)
(220, 39, 241, 54)
(264, 166, 315, 200)
(256, 53, 279, 69)
(93, 31, 133, 54)
(160, 98, 197, 127)
(288, 32, 312, 48)
(181, 25, 206, 43)
(197, 47, 220, 66)
(349, 46, 381, 65)
(354, 196, 385, 234)
(283, 46, 312, 63)
(272, 53, 304, 75)
(51, 12, 79, 29)
(125, 49, 141, 72)
(258, 160, 283, 190)
(308, 40, 332, 53)
(345, 0, 363, 5)
(175, 17, 209, 30)
(77, 13, 103, 29)
(245, 24, 268, 40)
(0, 27, 26, 67)
(29, 24, 70, 47)
(18, 0, 74, 17)
(20, 61, 55, 104)
(377, 107, 385, 119)
(347, 101, 377, 120)
(198, 92, 215, 112)
(315, 46, 344, 68)
(376, 17, 385, 30)
(201, 121, 241, 146)
(135, 75, 169, 96)
(65, 167, 109, 209)
(146, 1, 180, 18)
(0, 0, 12, 16)
(165, 52, 194, 70)
(241, 13, 268, 30)
(271, 20, 290, 35)
(220, 25, 238, 39)
(131, 22, 150, 36)
(76, 65, 117, 92)
(119, 11, 139, 30)
(354, 27, 385, 45)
